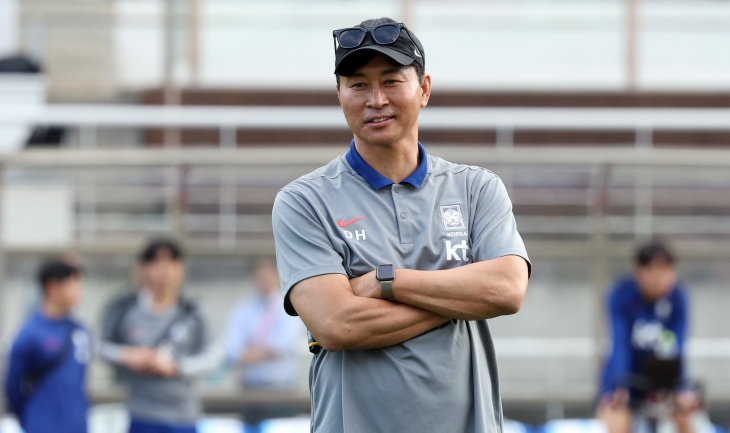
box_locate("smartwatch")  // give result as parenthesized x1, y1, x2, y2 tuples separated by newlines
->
(376, 264, 396, 300)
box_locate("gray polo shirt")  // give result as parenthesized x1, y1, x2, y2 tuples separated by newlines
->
(99, 293, 218, 426)
(272, 141, 530, 433)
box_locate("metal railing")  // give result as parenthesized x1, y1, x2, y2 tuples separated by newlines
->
(2, 104, 730, 147)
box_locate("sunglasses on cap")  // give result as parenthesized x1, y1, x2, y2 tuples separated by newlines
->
(333, 22, 420, 54)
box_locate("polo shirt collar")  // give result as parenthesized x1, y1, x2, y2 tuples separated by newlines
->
(345, 139, 428, 190)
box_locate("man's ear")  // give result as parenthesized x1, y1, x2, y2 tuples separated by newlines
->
(336, 83, 341, 102)
(420, 74, 432, 108)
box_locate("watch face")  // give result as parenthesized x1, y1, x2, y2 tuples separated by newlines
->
(377, 264, 395, 280)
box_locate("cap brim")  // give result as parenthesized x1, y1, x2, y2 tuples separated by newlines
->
(335, 45, 414, 74)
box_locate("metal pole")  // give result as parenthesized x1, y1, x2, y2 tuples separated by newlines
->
(401, 0, 414, 28)
(590, 164, 611, 396)
(172, 165, 187, 241)
(79, 125, 97, 148)
(188, 0, 201, 86)
(164, 0, 181, 146)
(219, 126, 237, 248)
(635, 127, 652, 148)
(634, 169, 653, 241)
(626, 0, 639, 91)
(634, 127, 653, 241)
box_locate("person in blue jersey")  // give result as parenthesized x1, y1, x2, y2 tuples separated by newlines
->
(597, 241, 699, 433)
(4, 260, 90, 433)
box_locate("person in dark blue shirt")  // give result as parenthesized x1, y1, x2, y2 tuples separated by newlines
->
(4, 260, 90, 433)
(596, 241, 698, 433)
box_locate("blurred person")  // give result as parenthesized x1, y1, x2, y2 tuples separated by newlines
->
(272, 17, 530, 433)
(597, 241, 699, 433)
(99, 239, 219, 433)
(4, 260, 90, 433)
(224, 257, 302, 390)
(223, 257, 303, 431)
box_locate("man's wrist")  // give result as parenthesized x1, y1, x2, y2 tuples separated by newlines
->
(376, 264, 396, 300)
(380, 280, 395, 300)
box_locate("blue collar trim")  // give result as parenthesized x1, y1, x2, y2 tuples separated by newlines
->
(345, 140, 428, 190)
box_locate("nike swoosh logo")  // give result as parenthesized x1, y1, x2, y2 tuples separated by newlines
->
(337, 216, 367, 227)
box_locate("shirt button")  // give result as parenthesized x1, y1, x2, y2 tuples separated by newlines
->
(393, 186, 401, 193)
(400, 212, 407, 219)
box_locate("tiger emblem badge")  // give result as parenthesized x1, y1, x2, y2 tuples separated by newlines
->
(439, 204, 466, 230)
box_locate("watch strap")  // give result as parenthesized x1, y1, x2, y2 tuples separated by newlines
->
(380, 280, 395, 301)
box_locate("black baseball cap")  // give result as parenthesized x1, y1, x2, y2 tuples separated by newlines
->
(334, 17, 425, 75)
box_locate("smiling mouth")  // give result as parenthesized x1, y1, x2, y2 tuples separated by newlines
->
(367, 116, 394, 124)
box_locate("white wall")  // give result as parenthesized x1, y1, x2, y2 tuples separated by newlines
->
(0, 0, 18, 57)
(112, 0, 730, 91)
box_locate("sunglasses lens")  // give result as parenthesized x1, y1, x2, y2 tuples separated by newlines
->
(338, 29, 365, 49)
(372, 25, 400, 44)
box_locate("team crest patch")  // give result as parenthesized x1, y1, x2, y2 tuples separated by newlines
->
(439, 204, 466, 230)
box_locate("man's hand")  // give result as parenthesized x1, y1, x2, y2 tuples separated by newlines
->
(605, 388, 630, 409)
(350, 271, 381, 299)
(120, 347, 178, 377)
(120, 347, 157, 372)
(674, 390, 700, 413)
(148, 352, 179, 377)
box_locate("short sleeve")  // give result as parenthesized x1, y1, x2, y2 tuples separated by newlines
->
(470, 174, 531, 276)
(272, 189, 347, 316)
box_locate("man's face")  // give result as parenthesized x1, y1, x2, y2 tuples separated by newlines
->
(140, 249, 185, 295)
(254, 258, 280, 295)
(48, 275, 83, 310)
(634, 259, 677, 301)
(337, 54, 431, 147)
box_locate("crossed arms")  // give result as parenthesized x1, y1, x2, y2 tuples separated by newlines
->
(288, 255, 529, 352)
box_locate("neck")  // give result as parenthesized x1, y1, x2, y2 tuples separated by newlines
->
(149, 287, 179, 312)
(41, 299, 68, 319)
(354, 133, 419, 184)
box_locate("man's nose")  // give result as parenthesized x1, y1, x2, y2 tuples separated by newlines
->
(367, 84, 388, 108)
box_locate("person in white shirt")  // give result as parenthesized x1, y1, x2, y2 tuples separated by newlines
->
(224, 257, 303, 390)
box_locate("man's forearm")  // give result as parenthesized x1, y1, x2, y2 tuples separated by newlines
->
(97, 341, 126, 364)
(177, 343, 225, 377)
(369, 256, 528, 320)
(289, 274, 449, 352)
(323, 298, 449, 351)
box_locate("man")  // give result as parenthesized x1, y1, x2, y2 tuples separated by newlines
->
(100, 239, 218, 433)
(597, 241, 698, 433)
(224, 257, 302, 390)
(4, 260, 90, 433)
(272, 17, 530, 433)
(224, 257, 303, 430)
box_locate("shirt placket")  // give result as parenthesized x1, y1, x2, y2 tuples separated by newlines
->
(391, 184, 414, 244)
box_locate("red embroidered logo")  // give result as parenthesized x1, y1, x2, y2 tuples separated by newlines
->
(337, 216, 367, 227)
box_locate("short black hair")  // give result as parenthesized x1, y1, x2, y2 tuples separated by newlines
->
(335, 50, 425, 88)
(139, 238, 184, 264)
(635, 240, 675, 267)
(37, 260, 81, 291)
